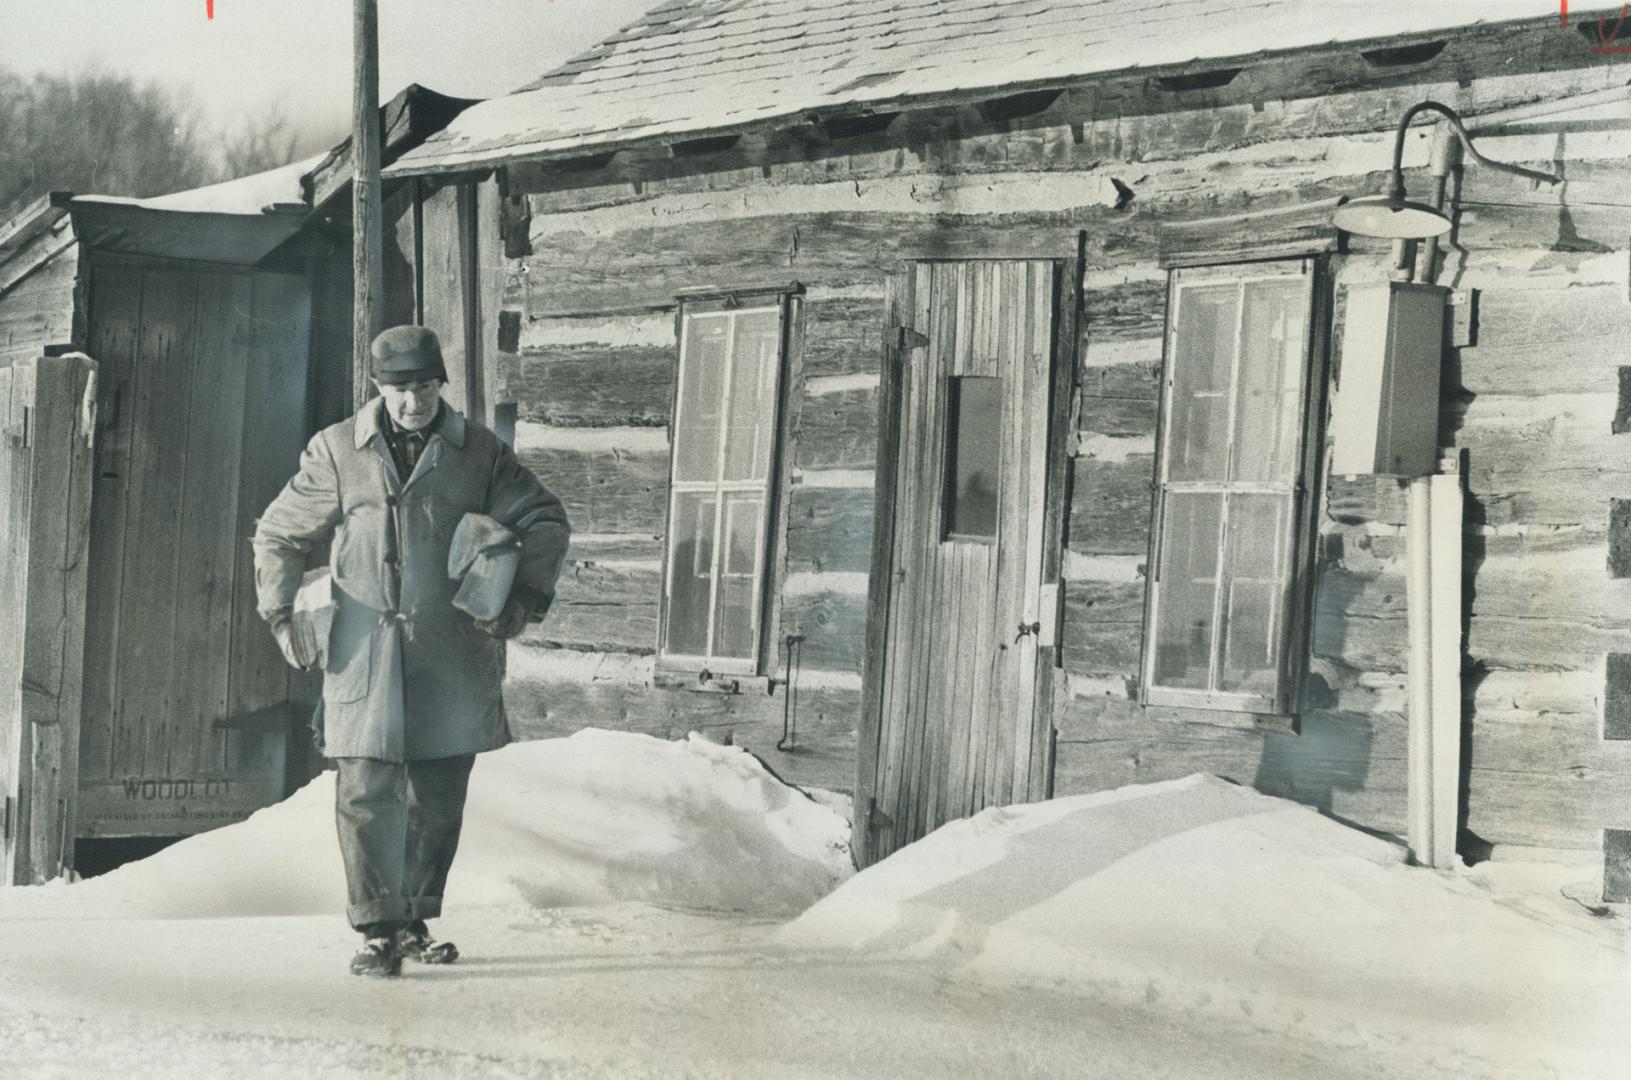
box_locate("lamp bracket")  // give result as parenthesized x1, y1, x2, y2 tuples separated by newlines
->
(1391, 101, 1561, 191)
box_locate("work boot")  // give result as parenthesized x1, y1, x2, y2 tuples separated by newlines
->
(397, 919, 459, 964)
(349, 930, 403, 978)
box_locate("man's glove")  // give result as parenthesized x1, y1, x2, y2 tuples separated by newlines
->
(474, 595, 530, 640)
(271, 616, 315, 670)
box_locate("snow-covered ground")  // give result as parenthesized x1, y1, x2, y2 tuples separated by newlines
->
(0, 730, 1624, 1079)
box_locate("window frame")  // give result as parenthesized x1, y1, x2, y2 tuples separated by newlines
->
(1139, 256, 1330, 719)
(656, 288, 800, 679)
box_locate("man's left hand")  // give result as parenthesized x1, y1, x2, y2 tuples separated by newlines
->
(474, 596, 529, 640)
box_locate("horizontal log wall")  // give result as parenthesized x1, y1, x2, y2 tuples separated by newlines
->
(490, 47, 1631, 836)
(504, 649, 862, 793)
(497, 293, 878, 788)
(1045, 74, 1631, 850)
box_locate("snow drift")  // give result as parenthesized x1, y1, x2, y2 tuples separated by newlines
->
(18, 731, 852, 920)
(781, 774, 1631, 1074)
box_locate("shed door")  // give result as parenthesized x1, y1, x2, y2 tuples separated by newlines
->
(77, 263, 312, 838)
(857, 260, 1072, 865)
(0, 355, 96, 884)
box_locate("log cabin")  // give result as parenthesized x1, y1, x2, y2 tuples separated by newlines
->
(378, 0, 1631, 883)
(9, 1, 1631, 892)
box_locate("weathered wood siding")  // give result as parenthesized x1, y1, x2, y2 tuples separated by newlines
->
(0, 354, 96, 882)
(481, 214, 886, 790)
(76, 261, 313, 837)
(0, 220, 81, 366)
(1050, 90, 1631, 853)
(307, 240, 356, 432)
(480, 39, 1630, 852)
(489, 296, 872, 791)
(1048, 95, 1629, 852)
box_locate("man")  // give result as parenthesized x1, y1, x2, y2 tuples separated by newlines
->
(253, 325, 570, 978)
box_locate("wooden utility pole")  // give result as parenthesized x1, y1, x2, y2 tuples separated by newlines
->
(352, 0, 384, 411)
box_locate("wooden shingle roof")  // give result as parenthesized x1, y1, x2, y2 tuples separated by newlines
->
(389, 0, 1579, 175)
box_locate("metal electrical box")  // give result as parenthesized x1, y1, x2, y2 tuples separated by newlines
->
(1330, 281, 1447, 477)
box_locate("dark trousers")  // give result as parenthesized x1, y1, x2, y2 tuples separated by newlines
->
(334, 754, 476, 929)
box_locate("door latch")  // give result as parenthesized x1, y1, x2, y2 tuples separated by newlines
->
(1015, 620, 1041, 643)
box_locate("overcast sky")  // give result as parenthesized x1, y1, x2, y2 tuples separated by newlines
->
(2, 0, 657, 152)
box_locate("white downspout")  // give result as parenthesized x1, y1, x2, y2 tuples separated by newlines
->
(1405, 124, 1465, 869)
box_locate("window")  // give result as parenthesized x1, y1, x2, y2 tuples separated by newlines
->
(659, 297, 790, 675)
(943, 376, 1001, 541)
(1143, 259, 1323, 716)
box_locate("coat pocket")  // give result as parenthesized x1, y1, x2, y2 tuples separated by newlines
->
(324, 605, 375, 705)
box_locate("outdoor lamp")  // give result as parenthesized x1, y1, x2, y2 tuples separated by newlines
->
(1332, 100, 1562, 240)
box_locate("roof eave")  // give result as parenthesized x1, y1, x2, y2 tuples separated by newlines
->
(0, 191, 75, 267)
(65, 199, 307, 267)
(383, 14, 1580, 180)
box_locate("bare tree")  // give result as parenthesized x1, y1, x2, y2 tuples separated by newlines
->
(220, 101, 302, 180)
(0, 67, 314, 222)
(0, 67, 217, 219)
(0, 69, 35, 210)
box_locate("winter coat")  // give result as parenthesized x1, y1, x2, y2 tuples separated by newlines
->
(252, 400, 571, 761)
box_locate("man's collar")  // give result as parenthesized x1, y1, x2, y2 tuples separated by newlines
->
(353, 397, 466, 450)
(352, 398, 386, 449)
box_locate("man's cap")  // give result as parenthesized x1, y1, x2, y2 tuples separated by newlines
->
(370, 325, 448, 386)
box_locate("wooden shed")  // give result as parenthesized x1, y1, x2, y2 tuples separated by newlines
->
(0, 182, 316, 882)
(378, 0, 1631, 881)
(0, 85, 473, 882)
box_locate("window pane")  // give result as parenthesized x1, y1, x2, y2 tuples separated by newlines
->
(1150, 493, 1223, 690)
(1218, 494, 1292, 696)
(664, 492, 716, 657)
(710, 495, 763, 661)
(663, 302, 786, 669)
(944, 376, 1001, 539)
(722, 310, 783, 482)
(720, 495, 763, 578)
(1232, 280, 1307, 485)
(674, 316, 728, 482)
(1167, 285, 1238, 483)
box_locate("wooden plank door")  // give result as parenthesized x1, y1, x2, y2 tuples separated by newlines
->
(0, 354, 97, 884)
(76, 263, 312, 839)
(856, 260, 1075, 867)
(0, 360, 25, 880)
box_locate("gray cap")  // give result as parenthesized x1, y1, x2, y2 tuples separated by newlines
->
(370, 325, 448, 386)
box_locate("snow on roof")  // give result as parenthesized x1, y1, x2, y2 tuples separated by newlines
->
(390, 0, 1584, 175)
(71, 152, 328, 217)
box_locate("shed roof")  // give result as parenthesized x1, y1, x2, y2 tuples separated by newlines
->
(389, 0, 1590, 176)
(70, 153, 325, 217)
